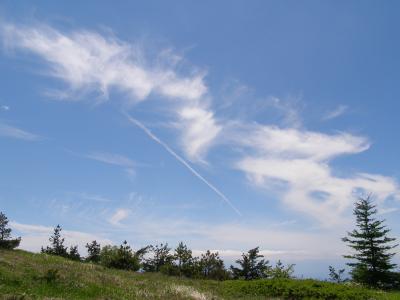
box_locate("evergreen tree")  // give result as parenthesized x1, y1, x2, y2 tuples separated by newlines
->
(0, 212, 11, 240)
(174, 242, 193, 277)
(143, 243, 174, 272)
(41, 224, 68, 257)
(68, 245, 81, 261)
(199, 250, 228, 280)
(230, 247, 270, 280)
(86, 240, 101, 263)
(0, 212, 21, 249)
(342, 196, 398, 287)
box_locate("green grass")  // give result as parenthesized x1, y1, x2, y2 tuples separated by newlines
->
(0, 249, 398, 299)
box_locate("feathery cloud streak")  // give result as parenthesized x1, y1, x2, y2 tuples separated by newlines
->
(0, 122, 40, 141)
(1, 23, 219, 162)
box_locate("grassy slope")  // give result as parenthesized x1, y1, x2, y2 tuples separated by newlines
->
(0, 249, 399, 300)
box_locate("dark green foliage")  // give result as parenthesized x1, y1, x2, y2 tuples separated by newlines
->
(329, 266, 347, 283)
(41, 225, 69, 258)
(0, 238, 21, 250)
(342, 196, 398, 287)
(159, 262, 180, 276)
(99, 241, 149, 271)
(0, 212, 21, 250)
(230, 247, 271, 280)
(0, 212, 12, 240)
(199, 250, 229, 280)
(68, 245, 81, 261)
(268, 260, 295, 279)
(85, 240, 101, 263)
(143, 243, 174, 272)
(174, 242, 194, 277)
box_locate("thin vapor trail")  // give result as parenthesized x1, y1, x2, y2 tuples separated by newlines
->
(125, 113, 242, 216)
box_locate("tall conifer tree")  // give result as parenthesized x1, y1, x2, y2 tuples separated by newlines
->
(343, 196, 398, 287)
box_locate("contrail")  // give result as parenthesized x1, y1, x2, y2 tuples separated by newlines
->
(125, 113, 242, 216)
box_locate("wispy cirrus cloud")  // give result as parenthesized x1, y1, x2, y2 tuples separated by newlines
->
(234, 124, 399, 226)
(86, 151, 136, 168)
(1, 23, 218, 163)
(0, 122, 40, 141)
(323, 104, 348, 121)
(2, 22, 399, 229)
(108, 208, 131, 226)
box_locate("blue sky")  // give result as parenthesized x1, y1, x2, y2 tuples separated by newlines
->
(0, 1, 399, 278)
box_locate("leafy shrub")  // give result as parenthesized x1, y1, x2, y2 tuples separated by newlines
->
(268, 260, 295, 279)
(160, 262, 180, 276)
(0, 238, 21, 250)
(100, 241, 142, 271)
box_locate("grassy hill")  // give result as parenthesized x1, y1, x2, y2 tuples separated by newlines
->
(0, 249, 399, 300)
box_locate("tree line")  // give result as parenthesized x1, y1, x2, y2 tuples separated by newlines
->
(40, 226, 295, 281)
(0, 195, 398, 288)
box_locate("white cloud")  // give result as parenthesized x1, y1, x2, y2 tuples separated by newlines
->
(10, 221, 112, 253)
(235, 124, 399, 226)
(1, 105, 10, 111)
(0, 122, 40, 141)
(86, 151, 136, 168)
(108, 208, 131, 226)
(1, 23, 217, 162)
(2, 22, 399, 231)
(264, 96, 303, 128)
(323, 105, 348, 120)
(236, 125, 369, 161)
(178, 106, 222, 163)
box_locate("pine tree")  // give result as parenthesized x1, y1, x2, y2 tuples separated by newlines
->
(41, 225, 68, 257)
(230, 247, 270, 280)
(342, 196, 398, 287)
(68, 245, 81, 261)
(143, 243, 174, 272)
(174, 242, 195, 277)
(174, 242, 193, 277)
(199, 250, 228, 280)
(0, 212, 21, 249)
(86, 240, 101, 263)
(0, 212, 12, 241)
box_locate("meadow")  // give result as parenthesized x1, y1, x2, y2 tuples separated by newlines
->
(1, 249, 399, 300)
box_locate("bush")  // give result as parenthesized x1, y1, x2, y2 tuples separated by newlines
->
(160, 262, 180, 276)
(100, 241, 140, 271)
(0, 238, 21, 250)
(0, 212, 21, 250)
